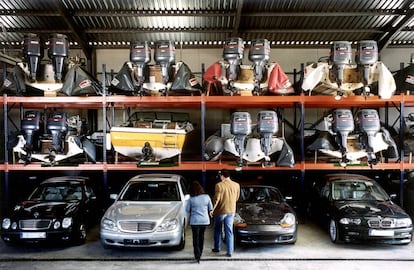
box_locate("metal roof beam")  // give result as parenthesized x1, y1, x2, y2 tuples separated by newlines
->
(378, 0, 414, 51)
(231, 0, 244, 37)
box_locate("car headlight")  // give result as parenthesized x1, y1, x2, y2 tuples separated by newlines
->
(62, 217, 73, 229)
(2, 218, 11, 229)
(339, 218, 361, 225)
(157, 219, 178, 232)
(54, 221, 61, 229)
(395, 218, 412, 227)
(101, 218, 117, 231)
(234, 213, 247, 228)
(280, 213, 296, 228)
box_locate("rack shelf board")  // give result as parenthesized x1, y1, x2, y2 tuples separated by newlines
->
(4, 95, 105, 109)
(106, 95, 203, 109)
(302, 95, 402, 108)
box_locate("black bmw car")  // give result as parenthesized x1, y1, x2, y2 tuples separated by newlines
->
(1, 176, 100, 245)
(307, 173, 413, 244)
(233, 185, 297, 245)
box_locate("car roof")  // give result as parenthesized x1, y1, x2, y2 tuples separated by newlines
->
(41, 176, 90, 185)
(129, 174, 183, 182)
(324, 173, 373, 183)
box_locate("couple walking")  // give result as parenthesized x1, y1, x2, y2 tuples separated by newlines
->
(186, 169, 240, 263)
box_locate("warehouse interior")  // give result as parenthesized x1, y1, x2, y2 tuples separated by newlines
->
(1, 0, 414, 269)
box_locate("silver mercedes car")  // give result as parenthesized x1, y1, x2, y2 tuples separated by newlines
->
(100, 174, 189, 249)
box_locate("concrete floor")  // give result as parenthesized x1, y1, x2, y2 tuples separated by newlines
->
(1, 221, 414, 270)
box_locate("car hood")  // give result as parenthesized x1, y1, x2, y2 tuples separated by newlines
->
(334, 200, 409, 218)
(105, 201, 183, 222)
(237, 202, 291, 224)
(10, 200, 80, 219)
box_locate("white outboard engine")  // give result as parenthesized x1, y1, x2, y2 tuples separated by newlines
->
(356, 40, 378, 96)
(330, 41, 352, 88)
(23, 33, 43, 82)
(48, 34, 69, 83)
(257, 110, 278, 166)
(154, 40, 175, 93)
(223, 37, 244, 94)
(332, 109, 354, 166)
(20, 110, 42, 161)
(46, 111, 68, 159)
(249, 39, 270, 95)
(230, 112, 252, 168)
(130, 40, 151, 95)
(355, 109, 381, 165)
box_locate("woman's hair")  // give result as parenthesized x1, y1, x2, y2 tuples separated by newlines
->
(219, 169, 230, 178)
(189, 181, 205, 196)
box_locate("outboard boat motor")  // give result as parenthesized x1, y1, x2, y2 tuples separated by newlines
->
(231, 112, 252, 169)
(23, 33, 43, 82)
(223, 37, 244, 94)
(257, 110, 278, 166)
(130, 40, 151, 95)
(46, 111, 68, 162)
(332, 109, 354, 167)
(154, 40, 175, 94)
(330, 41, 352, 89)
(48, 34, 69, 83)
(20, 110, 42, 162)
(249, 39, 270, 95)
(355, 109, 381, 165)
(356, 40, 378, 96)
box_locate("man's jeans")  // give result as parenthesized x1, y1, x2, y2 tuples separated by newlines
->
(213, 213, 235, 254)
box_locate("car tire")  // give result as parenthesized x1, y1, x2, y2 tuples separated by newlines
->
(73, 222, 87, 245)
(329, 219, 340, 243)
(174, 228, 185, 250)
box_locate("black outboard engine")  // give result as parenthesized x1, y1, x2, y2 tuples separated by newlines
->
(20, 110, 42, 162)
(355, 109, 381, 165)
(257, 110, 278, 166)
(130, 40, 151, 95)
(249, 39, 270, 95)
(154, 40, 175, 93)
(23, 33, 43, 82)
(230, 112, 252, 169)
(46, 111, 68, 158)
(48, 34, 69, 83)
(223, 37, 244, 94)
(330, 41, 352, 89)
(356, 40, 378, 96)
(332, 109, 354, 166)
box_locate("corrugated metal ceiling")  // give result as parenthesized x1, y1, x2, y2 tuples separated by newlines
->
(0, 0, 413, 59)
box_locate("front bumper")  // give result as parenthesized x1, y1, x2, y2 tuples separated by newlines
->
(339, 224, 413, 244)
(1, 229, 74, 244)
(235, 224, 297, 244)
(100, 227, 183, 248)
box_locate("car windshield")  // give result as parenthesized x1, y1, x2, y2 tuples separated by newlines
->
(119, 181, 180, 202)
(29, 183, 83, 202)
(331, 179, 389, 201)
(239, 186, 283, 203)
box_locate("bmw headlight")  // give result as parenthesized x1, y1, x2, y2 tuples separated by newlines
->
(62, 217, 73, 229)
(280, 213, 296, 228)
(339, 218, 361, 225)
(157, 219, 178, 232)
(395, 218, 412, 227)
(2, 218, 11, 229)
(101, 218, 117, 231)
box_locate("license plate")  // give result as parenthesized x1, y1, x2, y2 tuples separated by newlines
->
(124, 239, 149, 245)
(369, 229, 394, 237)
(21, 232, 46, 239)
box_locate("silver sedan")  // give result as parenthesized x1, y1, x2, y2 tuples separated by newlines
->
(100, 174, 189, 249)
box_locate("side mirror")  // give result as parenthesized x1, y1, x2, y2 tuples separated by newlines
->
(109, 194, 118, 200)
(389, 194, 397, 201)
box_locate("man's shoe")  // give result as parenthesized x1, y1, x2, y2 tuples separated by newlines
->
(212, 248, 220, 252)
(226, 253, 232, 257)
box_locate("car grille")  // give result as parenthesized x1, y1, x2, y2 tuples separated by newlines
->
(118, 221, 156, 232)
(19, 219, 52, 230)
(367, 218, 394, 228)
